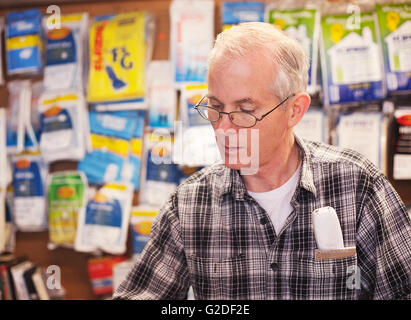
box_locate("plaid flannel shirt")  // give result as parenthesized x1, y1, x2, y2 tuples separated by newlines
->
(114, 134, 411, 300)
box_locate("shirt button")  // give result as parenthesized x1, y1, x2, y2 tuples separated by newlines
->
(270, 263, 279, 271)
(260, 217, 268, 225)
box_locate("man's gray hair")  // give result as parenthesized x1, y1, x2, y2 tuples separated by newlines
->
(208, 22, 309, 101)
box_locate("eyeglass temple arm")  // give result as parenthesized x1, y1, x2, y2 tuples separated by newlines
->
(257, 93, 296, 120)
(194, 95, 207, 109)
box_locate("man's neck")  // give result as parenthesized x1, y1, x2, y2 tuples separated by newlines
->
(242, 134, 301, 193)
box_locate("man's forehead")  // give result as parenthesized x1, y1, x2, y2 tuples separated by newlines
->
(209, 53, 259, 69)
(209, 46, 274, 66)
(207, 54, 277, 86)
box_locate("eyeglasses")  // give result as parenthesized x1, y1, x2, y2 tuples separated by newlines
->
(194, 93, 295, 128)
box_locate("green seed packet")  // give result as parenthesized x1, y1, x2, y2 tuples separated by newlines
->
(47, 171, 87, 248)
(266, 7, 321, 95)
(320, 11, 385, 105)
(375, 2, 411, 93)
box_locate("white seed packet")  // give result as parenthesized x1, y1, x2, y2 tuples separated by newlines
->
(6, 81, 28, 155)
(173, 84, 221, 166)
(294, 109, 327, 143)
(75, 182, 133, 255)
(336, 111, 383, 169)
(11, 153, 48, 232)
(38, 90, 87, 163)
(112, 260, 135, 292)
(25, 81, 43, 152)
(147, 60, 176, 130)
(42, 13, 88, 92)
(170, 0, 214, 85)
(139, 132, 181, 207)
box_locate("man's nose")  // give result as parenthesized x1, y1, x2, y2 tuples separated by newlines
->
(214, 112, 235, 131)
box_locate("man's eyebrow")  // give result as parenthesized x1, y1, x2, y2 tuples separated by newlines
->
(206, 96, 257, 105)
(206, 95, 223, 104)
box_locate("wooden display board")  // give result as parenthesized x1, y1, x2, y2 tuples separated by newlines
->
(0, 0, 224, 301)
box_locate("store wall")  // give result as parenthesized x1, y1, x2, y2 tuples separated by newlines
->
(0, 0, 410, 300)
(0, 0, 225, 301)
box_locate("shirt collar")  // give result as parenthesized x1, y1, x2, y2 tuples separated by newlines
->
(219, 132, 317, 200)
(294, 132, 317, 198)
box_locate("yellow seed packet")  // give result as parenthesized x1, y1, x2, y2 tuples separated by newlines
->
(87, 11, 153, 103)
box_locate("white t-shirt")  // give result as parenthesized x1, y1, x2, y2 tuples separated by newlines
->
(248, 162, 301, 235)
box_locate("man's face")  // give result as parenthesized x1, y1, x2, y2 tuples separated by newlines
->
(207, 54, 291, 173)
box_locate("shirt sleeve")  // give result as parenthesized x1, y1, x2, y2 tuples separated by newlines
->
(112, 192, 190, 300)
(356, 174, 411, 300)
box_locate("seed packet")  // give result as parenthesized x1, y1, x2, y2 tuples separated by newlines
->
(11, 154, 47, 232)
(47, 171, 87, 249)
(38, 91, 87, 163)
(170, 0, 214, 84)
(43, 13, 88, 92)
(173, 84, 221, 166)
(139, 132, 181, 207)
(222, 1, 265, 30)
(122, 110, 146, 191)
(179, 84, 209, 128)
(5, 9, 43, 75)
(78, 110, 139, 184)
(320, 9, 385, 105)
(87, 11, 155, 103)
(75, 182, 133, 255)
(25, 81, 43, 152)
(294, 108, 327, 143)
(147, 61, 176, 130)
(130, 205, 158, 258)
(92, 98, 147, 112)
(393, 107, 411, 179)
(21, 83, 39, 153)
(1, 187, 16, 254)
(112, 260, 134, 292)
(6, 81, 27, 155)
(336, 111, 384, 169)
(179, 165, 203, 184)
(87, 255, 127, 296)
(375, 2, 411, 93)
(266, 3, 321, 95)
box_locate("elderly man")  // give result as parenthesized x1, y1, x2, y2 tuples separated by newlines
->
(114, 22, 410, 300)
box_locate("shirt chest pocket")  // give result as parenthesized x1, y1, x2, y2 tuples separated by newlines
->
(312, 254, 358, 299)
(187, 254, 249, 300)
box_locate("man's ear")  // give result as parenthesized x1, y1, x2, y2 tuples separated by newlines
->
(288, 92, 311, 128)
